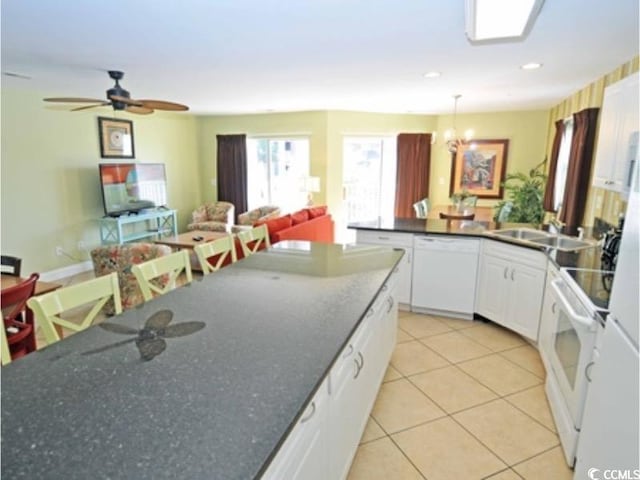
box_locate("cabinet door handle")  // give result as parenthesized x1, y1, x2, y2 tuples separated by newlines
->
(300, 401, 316, 423)
(366, 308, 375, 317)
(387, 296, 395, 313)
(377, 236, 390, 240)
(585, 361, 595, 382)
(407, 251, 411, 264)
(381, 284, 388, 292)
(354, 352, 364, 379)
(503, 267, 508, 279)
(551, 302, 557, 314)
(342, 343, 354, 359)
(510, 269, 515, 281)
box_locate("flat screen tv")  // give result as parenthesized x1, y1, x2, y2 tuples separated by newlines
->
(99, 163, 168, 216)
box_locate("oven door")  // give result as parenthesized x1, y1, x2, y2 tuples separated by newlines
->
(548, 277, 598, 427)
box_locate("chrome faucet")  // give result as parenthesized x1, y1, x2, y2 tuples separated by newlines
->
(549, 215, 565, 233)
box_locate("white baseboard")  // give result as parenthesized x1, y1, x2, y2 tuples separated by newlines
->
(40, 261, 93, 282)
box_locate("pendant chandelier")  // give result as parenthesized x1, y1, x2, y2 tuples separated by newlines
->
(444, 94, 474, 154)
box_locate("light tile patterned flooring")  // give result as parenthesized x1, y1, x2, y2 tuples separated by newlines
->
(347, 310, 574, 480)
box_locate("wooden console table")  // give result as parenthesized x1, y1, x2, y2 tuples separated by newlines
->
(99, 209, 177, 245)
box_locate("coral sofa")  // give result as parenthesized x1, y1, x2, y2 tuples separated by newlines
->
(230, 206, 334, 262)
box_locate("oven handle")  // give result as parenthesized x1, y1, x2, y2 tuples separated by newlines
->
(551, 279, 597, 331)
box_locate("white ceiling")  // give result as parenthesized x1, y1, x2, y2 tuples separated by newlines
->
(1, 0, 638, 115)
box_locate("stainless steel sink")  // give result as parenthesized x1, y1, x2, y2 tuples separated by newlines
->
(487, 228, 552, 241)
(486, 228, 597, 252)
(527, 235, 596, 251)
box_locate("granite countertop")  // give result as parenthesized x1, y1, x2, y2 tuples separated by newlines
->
(1, 241, 403, 480)
(348, 218, 605, 271)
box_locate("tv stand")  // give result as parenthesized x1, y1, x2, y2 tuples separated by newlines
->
(99, 208, 177, 245)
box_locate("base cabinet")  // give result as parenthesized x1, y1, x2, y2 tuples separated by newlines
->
(476, 240, 546, 340)
(262, 270, 398, 480)
(355, 230, 412, 309)
(261, 378, 329, 480)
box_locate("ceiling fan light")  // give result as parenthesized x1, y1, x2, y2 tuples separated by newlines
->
(465, 0, 545, 43)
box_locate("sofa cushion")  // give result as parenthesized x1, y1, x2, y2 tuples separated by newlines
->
(291, 209, 310, 225)
(306, 205, 328, 219)
(258, 214, 292, 234)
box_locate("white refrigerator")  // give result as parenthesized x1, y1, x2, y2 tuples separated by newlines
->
(574, 166, 640, 478)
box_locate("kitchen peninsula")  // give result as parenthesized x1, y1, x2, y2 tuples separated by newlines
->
(1, 241, 403, 480)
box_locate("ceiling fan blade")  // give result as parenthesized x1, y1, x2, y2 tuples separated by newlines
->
(71, 102, 111, 111)
(126, 105, 154, 115)
(137, 99, 189, 111)
(109, 94, 143, 106)
(44, 97, 107, 103)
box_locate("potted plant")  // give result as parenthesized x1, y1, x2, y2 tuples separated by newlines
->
(493, 162, 547, 224)
(451, 188, 472, 212)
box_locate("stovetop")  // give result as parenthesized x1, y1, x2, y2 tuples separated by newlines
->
(563, 267, 613, 311)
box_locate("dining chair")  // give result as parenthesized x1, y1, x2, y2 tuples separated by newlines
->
(412, 198, 430, 219)
(132, 250, 192, 301)
(1, 273, 39, 365)
(439, 212, 475, 220)
(27, 272, 122, 346)
(194, 235, 237, 275)
(461, 195, 478, 209)
(237, 224, 271, 257)
(1, 255, 22, 277)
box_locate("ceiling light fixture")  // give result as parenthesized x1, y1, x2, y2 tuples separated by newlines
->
(423, 71, 441, 78)
(521, 62, 542, 70)
(465, 0, 545, 43)
(444, 94, 474, 154)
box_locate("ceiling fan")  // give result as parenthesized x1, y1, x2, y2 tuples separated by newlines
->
(43, 70, 189, 115)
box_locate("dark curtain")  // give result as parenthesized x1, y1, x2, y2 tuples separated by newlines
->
(216, 134, 248, 220)
(559, 108, 600, 228)
(542, 119, 565, 212)
(394, 133, 432, 218)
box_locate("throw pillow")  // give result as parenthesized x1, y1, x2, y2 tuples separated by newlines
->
(306, 205, 328, 219)
(291, 209, 309, 225)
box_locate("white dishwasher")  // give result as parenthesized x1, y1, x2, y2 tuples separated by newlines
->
(411, 235, 480, 319)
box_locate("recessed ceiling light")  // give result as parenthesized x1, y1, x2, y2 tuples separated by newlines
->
(521, 62, 542, 70)
(423, 71, 441, 79)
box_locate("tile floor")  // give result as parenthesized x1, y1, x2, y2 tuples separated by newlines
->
(347, 310, 574, 480)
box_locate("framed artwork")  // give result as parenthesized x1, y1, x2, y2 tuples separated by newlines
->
(450, 139, 509, 199)
(98, 117, 135, 158)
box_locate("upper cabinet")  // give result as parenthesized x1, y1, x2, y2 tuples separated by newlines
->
(592, 72, 639, 195)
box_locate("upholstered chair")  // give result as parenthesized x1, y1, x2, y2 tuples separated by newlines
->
(90, 243, 172, 314)
(232, 205, 280, 233)
(187, 201, 235, 232)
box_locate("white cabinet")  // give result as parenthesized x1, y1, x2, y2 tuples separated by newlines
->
(476, 240, 547, 340)
(263, 272, 398, 480)
(355, 230, 412, 309)
(592, 73, 639, 194)
(411, 235, 480, 320)
(262, 378, 329, 480)
(328, 273, 397, 480)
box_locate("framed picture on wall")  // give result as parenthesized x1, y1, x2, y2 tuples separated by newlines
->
(98, 117, 135, 158)
(450, 139, 509, 199)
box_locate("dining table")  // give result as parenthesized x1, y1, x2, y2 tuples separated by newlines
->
(428, 204, 495, 222)
(1, 273, 62, 296)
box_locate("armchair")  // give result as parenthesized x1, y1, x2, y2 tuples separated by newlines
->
(232, 205, 281, 233)
(187, 201, 235, 233)
(90, 242, 172, 314)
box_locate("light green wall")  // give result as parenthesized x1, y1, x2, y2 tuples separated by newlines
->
(431, 110, 550, 207)
(1, 87, 200, 274)
(196, 109, 548, 231)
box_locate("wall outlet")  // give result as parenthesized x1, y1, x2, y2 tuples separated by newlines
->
(77, 241, 86, 251)
(55, 246, 64, 256)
